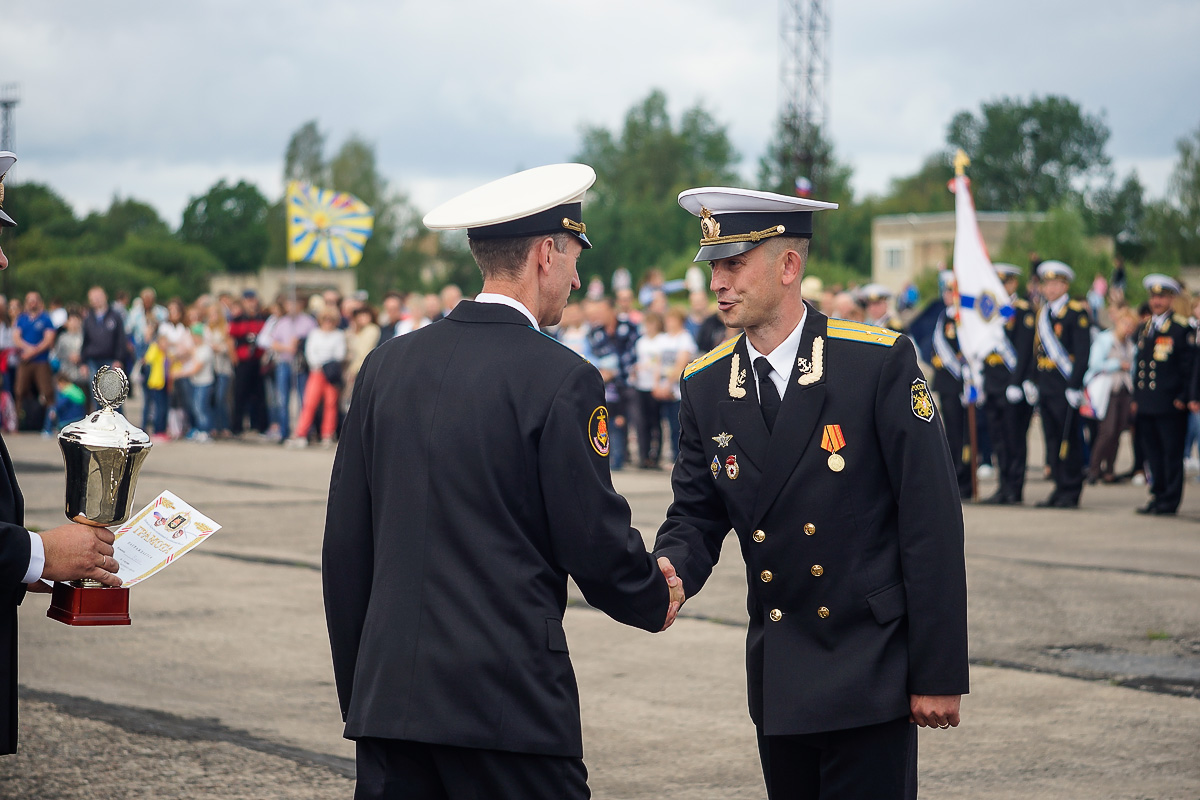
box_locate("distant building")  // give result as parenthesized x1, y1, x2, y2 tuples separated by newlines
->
(209, 266, 357, 304)
(871, 211, 1046, 292)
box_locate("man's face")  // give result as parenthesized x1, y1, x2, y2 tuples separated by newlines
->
(1148, 292, 1173, 316)
(709, 244, 787, 330)
(383, 297, 402, 321)
(0, 241, 7, 271)
(89, 288, 107, 311)
(540, 239, 583, 326)
(24, 292, 42, 314)
(1003, 276, 1019, 296)
(1040, 278, 1068, 303)
(615, 288, 635, 312)
(244, 296, 259, 314)
(141, 290, 156, 309)
(867, 299, 888, 320)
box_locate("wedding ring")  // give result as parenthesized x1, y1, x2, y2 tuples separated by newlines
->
(938, 722, 950, 729)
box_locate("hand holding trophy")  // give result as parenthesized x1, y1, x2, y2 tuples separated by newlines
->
(47, 366, 152, 626)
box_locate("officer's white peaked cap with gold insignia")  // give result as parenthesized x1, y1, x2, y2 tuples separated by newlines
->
(1037, 260, 1075, 282)
(423, 163, 595, 249)
(1142, 273, 1181, 295)
(0, 151, 16, 228)
(678, 186, 837, 262)
(993, 263, 1022, 278)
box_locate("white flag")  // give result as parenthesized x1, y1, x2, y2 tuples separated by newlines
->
(951, 174, 1012, 391)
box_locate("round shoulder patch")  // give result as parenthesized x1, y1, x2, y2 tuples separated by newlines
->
(588, 406, 610, 456)
(911, 378, 935, 423)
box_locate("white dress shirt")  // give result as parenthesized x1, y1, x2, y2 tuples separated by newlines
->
(23, 531, 44, 584)
(744, 308, 808, 403)
(474, 293, 539, 328)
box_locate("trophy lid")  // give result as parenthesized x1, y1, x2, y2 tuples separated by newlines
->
(59, 367, 151, 449)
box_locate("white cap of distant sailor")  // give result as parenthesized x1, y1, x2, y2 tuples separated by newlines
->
(0, 151, 16, 228)
(423, 163, 596, 249)
(994, 263, 1022, 279)
(1142, 273, 1181, 294)
(856, 283, 892, 304)
(1036, 260, 1075, 282)
(678, 186, 837, 262)
(938, 270, 956, 291)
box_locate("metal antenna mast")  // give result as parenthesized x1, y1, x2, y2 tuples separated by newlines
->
(0, 84, 18, 152)
(779, 0, 829, 187)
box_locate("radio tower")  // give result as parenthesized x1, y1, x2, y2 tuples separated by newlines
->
(0, 84, 18, 152)
(779, 0, 829, 191)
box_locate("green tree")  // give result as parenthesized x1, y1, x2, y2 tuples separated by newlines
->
(1143, 123, 1200, 266)
(0, 182, 80, 266)
(1085, 171, 1147, 262)
(873, 154, 956, 216)
(75, 196, 169, 254)
(574, 89, 739, 282)
(8, 255, 179, 303)
(179, 179, 270, 274)
(947, 95, 1111, 211)
(113, 235, 223, 298)
(284, 120, 328, 185)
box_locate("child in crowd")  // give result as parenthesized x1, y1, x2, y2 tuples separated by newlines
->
(41, 373, 87, 435)
(142, 325, 171, 439)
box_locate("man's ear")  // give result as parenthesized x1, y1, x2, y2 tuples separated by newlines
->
(535, 237, 556, 275)
(780, 247, 804, 286)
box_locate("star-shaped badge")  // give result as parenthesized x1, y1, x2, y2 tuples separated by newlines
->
(711, 432, 733, 448)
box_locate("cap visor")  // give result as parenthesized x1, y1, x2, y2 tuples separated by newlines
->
(0, 208, 15, 228)
(576, 231, 592, 250)
(694, 240, 764, 262)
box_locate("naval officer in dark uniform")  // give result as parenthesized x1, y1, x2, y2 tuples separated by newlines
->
(930, 271, 975, 498)
(857, 283, 905, 333)
(1132, 274, 1194, 515)
(981, 264, 1037, 504)
(322, 164, 682, 800)
(1032, 261, 1091, 508)
(0, 151, 124, 755)
(654, 187, 968, 800)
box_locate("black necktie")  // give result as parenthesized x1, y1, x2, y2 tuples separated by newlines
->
(756, 357, 781, 433)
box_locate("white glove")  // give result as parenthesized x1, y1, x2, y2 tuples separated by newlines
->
(1065, 388, 1083, 409)
(1022, 380, 1039, 406)
(1006, 385, 1024, 404)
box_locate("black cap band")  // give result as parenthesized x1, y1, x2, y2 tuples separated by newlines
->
(467, 202, 591, 249)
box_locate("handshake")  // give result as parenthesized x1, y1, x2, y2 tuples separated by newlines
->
(656, 556, 686, 631)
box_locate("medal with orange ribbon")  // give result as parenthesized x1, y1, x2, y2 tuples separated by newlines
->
(821, 424, 846, 472)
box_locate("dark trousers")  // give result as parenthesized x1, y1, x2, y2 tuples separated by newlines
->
(635, 390, 662, 466)
(1040, 393, 1085, 505)
(935, 384, 972, 497)
(1088, 387, 1131, 481)
(984, 391, 1034, 502)
(354, 737, 589, 800)
(757, 716, 917, 800)
(231, 360, 268, 434)
(1141, 410, 1188, 512)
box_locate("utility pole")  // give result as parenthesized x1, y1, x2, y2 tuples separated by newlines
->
(779, 0, 829, 192)
(0, 84, 18, 152)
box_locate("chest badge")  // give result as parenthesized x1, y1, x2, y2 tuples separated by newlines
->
(1154, 335, 1173, 362)
(712, 431, 733, 448)
(911, 378, 935, 423)
(798, 336, 825, 386)
(725, 455, 740, 480)
(821, 424, 846, 472)
(710, 455, 721, 478)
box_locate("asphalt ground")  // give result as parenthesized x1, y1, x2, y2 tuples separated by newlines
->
(3, 424, 1199, 799)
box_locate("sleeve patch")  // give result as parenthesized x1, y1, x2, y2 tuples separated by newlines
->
(911, 378, 935, 422)
(588, 406, 610, 456)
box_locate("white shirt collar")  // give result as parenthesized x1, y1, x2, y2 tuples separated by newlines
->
(1152, 311, 1171, 330)
(474, 293, 539, 328)
(744, 307, 807, 401)
(1048, 294, 1069, 314)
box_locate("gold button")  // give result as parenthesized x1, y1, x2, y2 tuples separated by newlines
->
(803, 523, 816, 535)
(769, 609, 783, 622)
(760, 570, 773, 583)
(817, 606, 830, 619)
(752, 530, 766, 542)
(810, 564, 824, 577)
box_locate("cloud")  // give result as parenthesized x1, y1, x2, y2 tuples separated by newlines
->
(2, 0, 1196, 224)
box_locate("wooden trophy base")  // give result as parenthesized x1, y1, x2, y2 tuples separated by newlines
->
(47, 582, 131, 626)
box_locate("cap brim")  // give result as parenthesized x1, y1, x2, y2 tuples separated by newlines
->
(575, 231, 592, 250)
(694, 240, 763, 262)
(0, 208, 14, 228)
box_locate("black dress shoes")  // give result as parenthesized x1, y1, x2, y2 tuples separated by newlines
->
(980, 491, 1014, 505)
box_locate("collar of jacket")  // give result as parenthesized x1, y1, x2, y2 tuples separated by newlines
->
(447, 300, 536, 327)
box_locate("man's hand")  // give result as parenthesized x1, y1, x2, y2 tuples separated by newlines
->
(36, 518, 122, 587)
(909, 694, 961, 729)
(657, 556, 685, 631)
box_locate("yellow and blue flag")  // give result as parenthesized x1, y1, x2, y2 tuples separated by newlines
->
(286, 181, 374, 268)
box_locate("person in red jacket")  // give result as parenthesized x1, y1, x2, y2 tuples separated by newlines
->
(227, 290, 269, 437)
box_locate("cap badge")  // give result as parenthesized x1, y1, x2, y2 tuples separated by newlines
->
(821, 424, 846, 472)
(725, 455, 740, 480)
(561, 217, 586, 235)
(588, 406, 610, 456)
(797, 336, 824, 386)
(911, 378, 934, 422)
(700, 206, 721, 240)
(728, 353, 747, 398)
(712, 431, 733, 448)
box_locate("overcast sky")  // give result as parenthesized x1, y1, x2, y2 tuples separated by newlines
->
(3, 0, 1198, 226)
